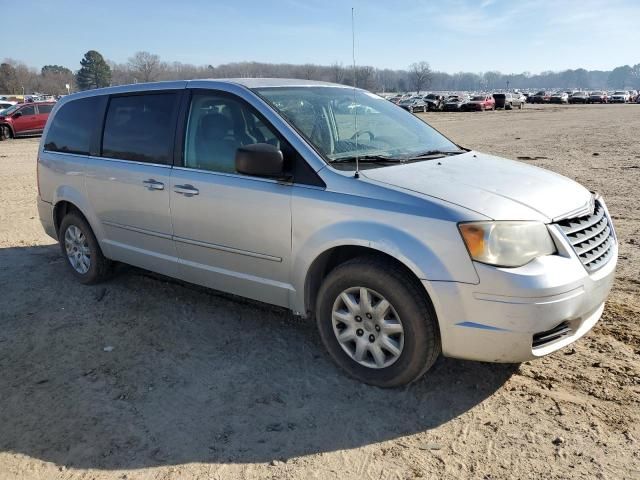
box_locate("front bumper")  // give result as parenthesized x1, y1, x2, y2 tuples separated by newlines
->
(426, 225, 617, 363)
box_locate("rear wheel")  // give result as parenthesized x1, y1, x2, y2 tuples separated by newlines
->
(316, 256, 440, 387)
(59, 212, 112, 284)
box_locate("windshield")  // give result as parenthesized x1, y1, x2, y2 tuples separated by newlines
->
(0, 104, 20, 116)
(254, 86, 460, 167)
(614, 91, 626, 95)
(471, 96, 485, 101)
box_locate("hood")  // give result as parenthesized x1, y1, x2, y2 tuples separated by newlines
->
(361, 151, 592, 222)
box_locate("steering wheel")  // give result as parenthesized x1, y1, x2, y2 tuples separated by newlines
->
(350, 130, 375, 142)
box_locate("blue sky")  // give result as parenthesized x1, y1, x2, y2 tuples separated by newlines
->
(5, 0, 640, 73)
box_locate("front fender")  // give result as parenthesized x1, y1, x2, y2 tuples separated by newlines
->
(290, 220, 479, 314)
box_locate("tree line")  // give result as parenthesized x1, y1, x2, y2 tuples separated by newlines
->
(2, 49, 640, 96)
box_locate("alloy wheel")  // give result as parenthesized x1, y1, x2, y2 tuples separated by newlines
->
(64, 225, 91, 274)
(331, 286, 404, 369)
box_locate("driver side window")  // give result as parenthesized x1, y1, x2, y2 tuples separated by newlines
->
(20, 105, 36, 116)
(184, 92, 281, 174)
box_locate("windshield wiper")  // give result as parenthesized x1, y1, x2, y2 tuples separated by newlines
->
(407, 149, 465, 159)
(329, 154, 405, 164)
(330, 150, 465, 164)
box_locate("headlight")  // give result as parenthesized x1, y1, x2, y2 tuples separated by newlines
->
(458, 221, 556, 267)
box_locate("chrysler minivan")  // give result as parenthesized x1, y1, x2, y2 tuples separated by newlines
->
(37, 79, 617, 387)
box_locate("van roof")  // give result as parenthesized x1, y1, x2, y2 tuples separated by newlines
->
(56, 78, 351, 104)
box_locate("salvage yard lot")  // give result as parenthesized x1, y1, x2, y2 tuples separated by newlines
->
(0, 104, 638, 480)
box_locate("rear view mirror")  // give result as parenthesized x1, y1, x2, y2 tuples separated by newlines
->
(12, 112, 22, 119)
(236, 143, 285, 178)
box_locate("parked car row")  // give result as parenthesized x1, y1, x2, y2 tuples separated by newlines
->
(386, 88, 640, 114)
(529, 90, 639, 104)
(390, 91, 527, 112)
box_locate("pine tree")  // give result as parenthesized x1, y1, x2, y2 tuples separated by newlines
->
(76, 50, 111, 90)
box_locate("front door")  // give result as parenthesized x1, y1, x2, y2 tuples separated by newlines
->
(13, 104, 39, 134)
(85, 91, 181, 277)
(170, 90, 293, 307)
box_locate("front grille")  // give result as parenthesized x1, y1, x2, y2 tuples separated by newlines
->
(555, 199, 615, 272)
(532, 321, 572, 348)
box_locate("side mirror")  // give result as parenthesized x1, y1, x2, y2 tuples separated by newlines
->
(235, 143, 285, 178)
(12, 111, 22, 119)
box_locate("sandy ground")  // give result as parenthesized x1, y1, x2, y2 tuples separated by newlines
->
(0, 104, 638, 480)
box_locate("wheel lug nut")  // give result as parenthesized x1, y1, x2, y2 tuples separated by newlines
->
(366, 313, 372, 319)
(355, 316, 362, 322)
(356, 329, 364, 336)
(369, 334, 375, 343)
(375, 325, 380, 332)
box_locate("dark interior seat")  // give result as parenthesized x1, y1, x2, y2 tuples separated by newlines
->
(195, 112, 238, 172)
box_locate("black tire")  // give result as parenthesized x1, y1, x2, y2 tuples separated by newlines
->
(316, 256, 441, 388)
(59, 212, 112, 284)
(0, 125, 11, 141)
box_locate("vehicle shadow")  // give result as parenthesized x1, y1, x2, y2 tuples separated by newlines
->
(0, 244, 517, 470)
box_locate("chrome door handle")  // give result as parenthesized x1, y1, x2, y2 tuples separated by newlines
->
(143, 179, 164, 190)
(174, 184, 199, 196)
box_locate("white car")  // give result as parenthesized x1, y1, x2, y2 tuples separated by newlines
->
(0, 100, 17, 114)
(550, 92, 569, 104)
(609, 91, 630, 103)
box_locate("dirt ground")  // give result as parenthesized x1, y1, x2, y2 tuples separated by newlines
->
(0, 104, 638, 480)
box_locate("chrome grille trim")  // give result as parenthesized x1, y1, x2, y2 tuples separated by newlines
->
(555, 199, 615, 272)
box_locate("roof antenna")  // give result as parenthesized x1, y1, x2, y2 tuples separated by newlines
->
(351, 7, 360, 179)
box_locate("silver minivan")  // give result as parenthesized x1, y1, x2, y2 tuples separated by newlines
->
(37, 79, 617, 387)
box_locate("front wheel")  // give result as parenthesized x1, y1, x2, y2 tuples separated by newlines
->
(316, 256, 441, 387)
(0, 125, 11, 141)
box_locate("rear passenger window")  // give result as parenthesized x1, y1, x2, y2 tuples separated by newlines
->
(102, 93, 178, 164)
(44, 96, 101, 155)
(37, 104, 53, 114)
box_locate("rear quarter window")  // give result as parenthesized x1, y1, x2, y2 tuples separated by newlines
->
(37, 104, 54, 114)
(44, 96, 102, 155)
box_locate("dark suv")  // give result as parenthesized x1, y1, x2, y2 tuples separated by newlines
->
(0, 102, 55, 140)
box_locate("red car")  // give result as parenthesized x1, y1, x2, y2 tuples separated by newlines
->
(0, 102, 55, 140)
(463, 94, 495, 111)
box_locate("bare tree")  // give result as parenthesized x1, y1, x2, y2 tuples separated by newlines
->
(330, 62, 345, 84)
(298, 64, 319, 80)
(356, 66, 376, 91)
(128, 51, 162, 83)
(408, 61, 432, 93)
